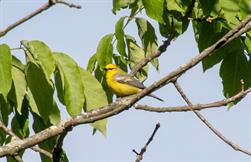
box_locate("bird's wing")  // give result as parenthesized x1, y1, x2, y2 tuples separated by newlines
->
(114, 73, 146, 89)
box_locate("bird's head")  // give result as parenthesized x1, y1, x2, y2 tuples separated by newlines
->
(104, 64, 119, 72)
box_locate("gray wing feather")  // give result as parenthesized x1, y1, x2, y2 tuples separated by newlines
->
(114, 73, 145, 89)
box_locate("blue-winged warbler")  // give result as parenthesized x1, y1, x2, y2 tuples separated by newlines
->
(104, 64, 163, 101)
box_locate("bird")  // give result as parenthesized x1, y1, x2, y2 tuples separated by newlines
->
(104, 64, 163, 101)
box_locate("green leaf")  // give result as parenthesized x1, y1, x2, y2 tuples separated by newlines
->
(54, 52, 85, 117)
(198, 0, 221, 16)
(238, 0, 251, 19)
(160, 8, 190, 38)
(135, 18, 159, 70)
(142, 0, 165, 23)
(11, 65, 27, 114)
(112, 0, 135, 14)
(113, 54, 128, 72)
(49, 101, 61, 125)
(126, 35, 149, 81)
(80, 68, 108, 136)
(115, 17, 126, 57)
(12, 56, 25, 71)
(87, 54, 97, 73)
(11, 100, 29, 138)
(26, 62, 54, 122)
(26, 88, 40, 116)
(54, 66, 65, 105)
(0, 95, 11, 125)
(219, 0, 240, 25)
(0, 44, 12, 101)
(193, 21, 228, 71)
(167, 0, 187, 14)
(220, 51, 251, 99)
(22, 40, 55, 78)
(96, 34, 114, 69)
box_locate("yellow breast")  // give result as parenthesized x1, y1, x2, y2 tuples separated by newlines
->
(106, 71, 141, 97)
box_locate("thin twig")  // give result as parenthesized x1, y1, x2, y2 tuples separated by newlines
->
(0, 0, 81, 37)
(133, 123, 160, 162)
(134, 87, 251, 112)
(55, 0, 81, 8)
(173, 81, 251, 156)
(0, 121, 52, 158)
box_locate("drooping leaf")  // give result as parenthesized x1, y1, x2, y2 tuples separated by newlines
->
(26, 62, 54, 122)
(49, 100, 61, 125)
(54, 52, 85, 117)
(54, 66, 65, 105)
(21, 40, 55, 78)
(11, 64, 27, 114)
(0, 44, 12, 101)
(142, 0, 165, 23)
(220, 50, 251, 99)
(135, 18, 159, 70)
(115, 17, 126, 57)
(11, 99, 29, 138)
(96, 34, 114, 69)
(80, 68, 108, 136)
(0, 95, 12, 126)
(87, 54, 97, 73)
(26, 88, 40, 116)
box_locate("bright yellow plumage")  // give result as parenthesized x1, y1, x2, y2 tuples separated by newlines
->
(104, 64, 163, 101)
(104, 64, 141, 97)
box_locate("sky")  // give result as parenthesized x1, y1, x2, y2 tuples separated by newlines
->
(1, 0, 251, 162)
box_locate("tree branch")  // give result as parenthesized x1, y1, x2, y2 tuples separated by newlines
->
(0, 0, 81, 37)
(0, 121, 52, 158)
(0, 15, 251, 157)
(130, 36, 174, 76)
(173, 81, 251, 156)
(133, 123, 160, 162)
(134, 87, 251, 112)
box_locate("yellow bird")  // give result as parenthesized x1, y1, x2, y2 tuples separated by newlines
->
(104, 64, 163, 101)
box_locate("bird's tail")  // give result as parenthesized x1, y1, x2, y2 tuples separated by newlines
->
(148, 94, 164, 102)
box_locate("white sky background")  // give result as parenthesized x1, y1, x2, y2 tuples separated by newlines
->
(1, 0, 251, 161)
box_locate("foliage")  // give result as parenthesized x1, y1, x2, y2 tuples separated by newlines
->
(1, 0, 251, 161)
